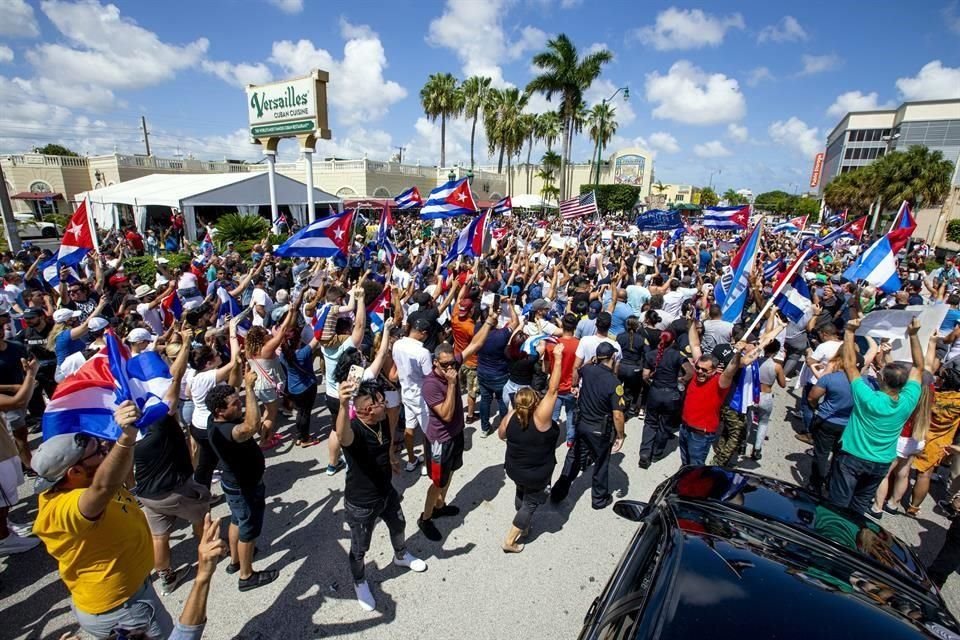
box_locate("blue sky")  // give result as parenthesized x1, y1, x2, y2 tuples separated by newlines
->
(1, 0, 959, 194)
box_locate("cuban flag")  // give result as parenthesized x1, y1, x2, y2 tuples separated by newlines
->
(216, 287, 251, 336)
(377, 207, 398, 265)
(200, 230, 214, 260)
(442, 212, 488, 266)
(42, 331, 173, 441)
(491, 226, 509, 241)
(842, 234, 901, 294)
(773, 215, 807, 233)
(651, 236, 665, 259)
(763, 258, 783, 281)
(366, 287, 392, 333)
(668, 227, 685, 246)
(702, 205, 750, 230)
(275, 209, 355, 258)
(159, 290, 183, 328)
(774, 261, 813, 323)
(728, 359, 761, 415)
(57, 200, 96, 268)
(825, 208, 847, 226)
(888, 200, 917, 249)
(421, 178, 478, 220)
(713, 221, 763, 323)
(492, 196, 512, 216)
(311, 303, 333, 340)
(40, 256, 80, 287)
(814, 216, 866, 250)
(521, 334, 557, 357)
(394, 186, 424, 210)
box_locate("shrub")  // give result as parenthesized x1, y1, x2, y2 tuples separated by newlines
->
(214, 213, 270, 248)
(947, 219, 960, 244)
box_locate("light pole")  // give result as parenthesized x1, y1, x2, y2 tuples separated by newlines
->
(708, 168, 721, 190)
(594, 87, 630, 187)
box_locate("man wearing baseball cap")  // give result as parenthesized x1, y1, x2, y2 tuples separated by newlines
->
(135, 281, 175, 335)
(32, 402, 174, 638)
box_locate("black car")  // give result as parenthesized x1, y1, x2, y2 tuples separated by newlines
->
(579, 466, 960, 640)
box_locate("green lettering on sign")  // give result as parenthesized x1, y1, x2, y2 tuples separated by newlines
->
(250, 120, 316, 136)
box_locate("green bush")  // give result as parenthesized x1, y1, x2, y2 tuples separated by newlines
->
(122, 255, 156, 285)
(947, 219, 960, 244)
(214, 213, 270, 248)
(579, 184, 642, 214)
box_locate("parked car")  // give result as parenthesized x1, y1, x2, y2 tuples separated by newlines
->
(578, 466, 960, 640)
(14, 213, 59, 239)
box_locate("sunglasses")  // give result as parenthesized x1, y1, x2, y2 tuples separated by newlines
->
(75, 434, 110, 464)
(695, 366, 715, 374)
(436, 360, 458, 370)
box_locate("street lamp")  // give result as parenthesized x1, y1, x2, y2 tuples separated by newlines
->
(708, 168, 721, 190)
(594, 87, 630, 187)
(448, 169, 457, 183)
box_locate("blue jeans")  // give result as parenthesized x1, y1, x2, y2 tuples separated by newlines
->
(72, 578, 174, 640)
(799, 383, 814, 433)
(679, 425, 718, 466)
(478, 372, 508, 434)
(553, 393, 576, 442)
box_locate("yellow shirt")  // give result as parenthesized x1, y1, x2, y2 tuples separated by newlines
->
(34, 487, 153, 614)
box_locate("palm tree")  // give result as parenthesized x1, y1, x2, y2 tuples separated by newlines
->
(461, 75, 492, 171)
(520, 113, 539, 194)
(485, 88, 529, 185)
(527, 35, 613, 200)
(536, 111, 562, 153)
(874, 145, 954, 210)
(569, 101, 589, 194)
(587, 102, 618, 185)
(722, 188, 741, 205)
(420, 72, 463, 168)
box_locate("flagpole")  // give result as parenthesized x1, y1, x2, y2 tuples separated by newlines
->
(84, 196, 100, 254)
(887, 200, 908, 234)
(740, 247, 812, 340)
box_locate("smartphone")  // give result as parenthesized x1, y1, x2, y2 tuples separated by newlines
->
(481, 291, 495, 308)
(347, 365, 364, 395)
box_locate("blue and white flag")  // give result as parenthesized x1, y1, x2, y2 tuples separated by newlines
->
(421, 178, 478, 220)
(40, 256, 80, 287)
(394, 186, 424, 210)
(492, 196, 512, 216)
(843, 235, 901, 294)
(762, 258, 783, 281)
(274, 210, 354, 258)
(728, 359, 760, 415)
(774, 269, 812, 323)
(702, 205, 750, 230)
(106, 332, 173, 431)
(714, 221, 763, 323)
(442, 212, 488, 266)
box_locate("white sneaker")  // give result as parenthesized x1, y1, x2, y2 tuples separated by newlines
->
(354, 580, 376, 611)
(9, 521, 33, 537)
(420, 462, 428, 477)
(405, 455, 423, 473)
(0, 532, 41, 555)
(394, 551, 427, 573)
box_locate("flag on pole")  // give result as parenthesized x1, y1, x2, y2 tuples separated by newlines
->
(40, 256, 80, 287)
(366, 287, 392, 333)
(713, 221, 763, 323)
(200, 230, 214, 260)
(825, 208, 848, 226)
(274, 210, 355, 258)
(702, 205, 750, 230)
(216, 288, 251, 337)
(560, 191, 598, 220)
(394, 186, 424, 210)
(420, 178, 478, 219)
(887, 200, 917, 251)
(159, 290, 183, 328)
(442, 212, 488, 266)
(376, 207, 398, 264)
(492, 196, 513, 216)
(57, 200, 96, 268)
(773, 215, 808, 233)
(814, 216, 866, 249)
(773, 262, 813, 323)
(842, 235, 902, 293)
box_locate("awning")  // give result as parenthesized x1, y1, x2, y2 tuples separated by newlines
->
(11, 192, 64, 201)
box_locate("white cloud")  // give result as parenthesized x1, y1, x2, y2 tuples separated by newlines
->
(523, 92, 556, 115)
(428, 0, 546, 88)
(757, 16, 807, 43)
(648, 132, 679, 153)
(727, 123, 748, 142)
(586, 42, 609, 56)
(896, 60, 960, 101)
(633, 8, 744, 51)
(693, 140, 731, 158)
(826, 91, 894, 118)
(799, 54, 841, 75)
(0, 46, 13, 63)
(267, 0, 302, 13)
(584, 78, 635, 124)
(201, 60, 273, 88)
(0, 0, 39, 38)
(645, 61, 746, 125)
(269, 19, 407, 125)
(560, 0, 583, 7)
(769, 117, 821, 157)
(945, 2, 960, 34)
(746, 66, 774, 87)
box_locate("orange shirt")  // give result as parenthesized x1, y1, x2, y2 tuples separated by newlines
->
(451, 315, 478, 368)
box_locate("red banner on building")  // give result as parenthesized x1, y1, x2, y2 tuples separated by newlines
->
(809, 152, 825, 188)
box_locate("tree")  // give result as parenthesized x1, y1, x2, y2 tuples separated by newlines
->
(587, 102, 618, 186)
(699, 186, 719, 207)
(527, 35, 613, 200)
(460, 75, 492, 171)
(420, 73, 463, 168)
(538, 151, 562, 204)
(822, 168, 878, 214)
(485, 88, 528, 182)
(536, 111, 562, 153)
(872, 145, 954, 210)
(722, 188, 747, 205)
(947, 219, 960, 244)
(754, 190, 791, 213)
(33, 144, 79, 157)
(520, 113, 538, 194)
(582, 184, 640, 213)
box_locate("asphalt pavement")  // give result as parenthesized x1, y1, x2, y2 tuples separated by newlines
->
(3, 383, 959, 639)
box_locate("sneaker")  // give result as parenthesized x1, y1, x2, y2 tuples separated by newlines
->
(326, 461, 346, 476)
(9, 521, 33, 538)
(794, 433, 814, 445)
(480, 428, 493, 438)
(393, 551, 427, 572)
(238, 569, 279, 592)
(404, 455, 424, 473)
(420, 462, 428, 477)
(868, 506, 884, 519)
(431, 504, 460, 519)
(417, 516, 442, 541)
(354, 580, 376, 611)
(159, 566, 190, 595)
(212, 469, 222, 485)
(0, 532, 41, 555)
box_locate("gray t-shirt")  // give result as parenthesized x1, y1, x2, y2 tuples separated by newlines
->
(701, 319, 733, 355)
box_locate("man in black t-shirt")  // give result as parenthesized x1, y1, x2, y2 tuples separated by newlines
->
(336, 379, 426, 612)
(16, 307, 57, 421)
(206, 370, 277, 592)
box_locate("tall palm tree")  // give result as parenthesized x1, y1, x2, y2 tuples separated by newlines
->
(485, 88, 529, 184)
(875, 145, 954, 210)
(536, 111, 562, 153)
(460, 75, 492, 171)
(722, 188, 741, 205)
(527, 35, 613, 199)
(568, 101, 590, 194)
(587, 102, 618, 185)
(520, 113, 539, 194)
(420, 72, 463, 168)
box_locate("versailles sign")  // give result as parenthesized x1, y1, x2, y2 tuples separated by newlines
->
(246, 71, 331, 141)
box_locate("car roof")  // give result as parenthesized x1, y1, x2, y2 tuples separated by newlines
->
(606, 468, 960, 640)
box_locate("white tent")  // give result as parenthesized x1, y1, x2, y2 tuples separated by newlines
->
(75, 172, 340, 241)
(511, 194, 557, 209)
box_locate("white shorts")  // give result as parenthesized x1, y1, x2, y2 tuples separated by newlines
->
(402, 394, 427, 431)
(897, 436, 925, 458)
(0, 456, 24, 508)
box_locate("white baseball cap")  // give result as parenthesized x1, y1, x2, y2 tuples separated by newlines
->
(53, 308, 82, 323)
(126, 327, 155, 344)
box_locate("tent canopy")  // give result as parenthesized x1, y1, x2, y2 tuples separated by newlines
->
(512, 194, 557, 209)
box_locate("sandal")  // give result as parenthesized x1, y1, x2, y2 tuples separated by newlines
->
(295, 438, 319, 448)
(905, 504, 922, 517)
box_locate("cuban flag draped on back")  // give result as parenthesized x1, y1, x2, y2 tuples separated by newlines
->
(842, 235, 901, 294)
(728, 359, 760, 414)
(40, 255, 80, 287)
(713, 221, 763, 323)
(492, 196, 512, 216)
(774, 260, 813, 323)
(274, 210, 355, 258)
(216, 287, 251, 336)
(42, 331, 173, 441)
(366, 287, 391, 333)
(57, 200, 96, 268)
(394, 186, 424, 210)
(442, 212, 488, 266)
(377, 207, 398, 264)
(421, 178, 478, 220)
(702, 205, 750, 230)
(160, 290, 183, 328)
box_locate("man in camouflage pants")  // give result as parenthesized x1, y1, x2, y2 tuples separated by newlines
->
(712, 404, 747, 467)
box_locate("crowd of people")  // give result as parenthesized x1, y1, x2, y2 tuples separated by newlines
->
(3, 205, 960, 637)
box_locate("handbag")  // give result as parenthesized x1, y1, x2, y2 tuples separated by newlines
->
(251, 358, 286, 398)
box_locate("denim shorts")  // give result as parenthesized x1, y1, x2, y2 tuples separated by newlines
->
(221, 479, 266, 542)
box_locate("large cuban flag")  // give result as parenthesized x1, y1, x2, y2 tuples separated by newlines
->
(274, 209, 355, 258)
(713, 221, 763, 323)
(394, 186, 424, 210)
(442, 212, 488, 266)
(420, 178, 478, 220)
(703, 205, 750, 230)
(814, 215, 866, 250)
(842, 234, 901, 293)
(773, 258, 813, 323)
(57, 200, 96, 268)
(40, 256, 80, 287)
(773, 215, 807, 233)
(42, 331, 173, 441)
(366, 286, 392, 333)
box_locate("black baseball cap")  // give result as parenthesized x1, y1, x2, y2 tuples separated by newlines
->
(596, 342, 617, 361)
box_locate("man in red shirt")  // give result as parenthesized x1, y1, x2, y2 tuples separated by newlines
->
(681, 321, 757, 466)
(548, 313, 580, 444)
(124, 226, 145, 255)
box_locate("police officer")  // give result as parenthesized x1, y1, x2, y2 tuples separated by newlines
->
(16, 307, 58, 424)
(550, 342, 626, 510)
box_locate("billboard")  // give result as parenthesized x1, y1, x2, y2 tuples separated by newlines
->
(614, 154, 645, 186)
(809, 152, 825, 188)
(246, 70, 331, 140)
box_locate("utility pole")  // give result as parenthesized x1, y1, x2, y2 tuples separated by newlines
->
(0, 162, 22, 252)
(395, 145, 405, 164)
(141, 115, 151, 156)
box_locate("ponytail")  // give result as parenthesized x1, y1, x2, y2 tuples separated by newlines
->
(654, 330, 675, 369)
